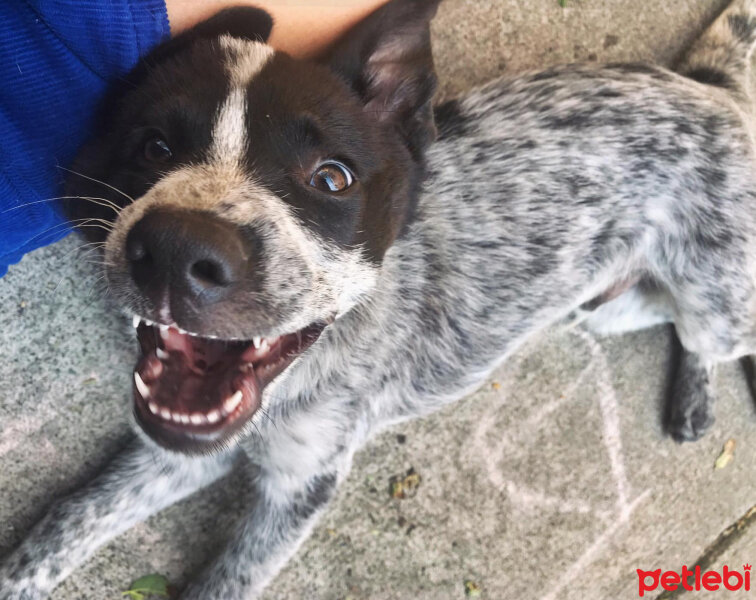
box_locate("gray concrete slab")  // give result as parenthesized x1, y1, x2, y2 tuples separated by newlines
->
(2, 1, 756, 599)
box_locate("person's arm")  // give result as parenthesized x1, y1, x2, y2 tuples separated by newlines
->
(166, 0, 390, 57)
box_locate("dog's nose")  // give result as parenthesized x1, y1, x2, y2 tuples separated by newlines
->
(126, 210, 248, 304)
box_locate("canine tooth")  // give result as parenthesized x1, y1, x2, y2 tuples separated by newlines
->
(190, 413, 206, 425)
(259, 339, 270, 353)
(159, 407, 171, 420)
(132, 315, 141, 328)
(148, 402, 159, 415)
(207, 409, 221, 424)
(144, 319, 154, 327)
(252, 336, 261, 349)
(134, 372, 150, 399)
(156, 348, 169, 360)
(223, 390, 243, 414)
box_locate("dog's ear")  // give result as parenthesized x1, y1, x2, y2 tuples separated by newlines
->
(144, 7, 273, 68)
(325, 0, 441, 160)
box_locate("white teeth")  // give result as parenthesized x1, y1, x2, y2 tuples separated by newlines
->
(180, 414, 190, 424)
(190, 413, 206, 425)
(148, 402, 159, 415)
(159, 324, 169, 332)
(170, 412, 182, 423)
(156, 348, 169, 360)
(134, 372, 150, 399)
(206, 409, 221, 424)
(132, 315, 141, 328)
(223, 390, 243, 415)
(160, 327, 170, 341)
(177, 327, 187, 335)
(159, 407, 171, 420)
(259, 339, 270, 353)
(252, 336, 262, 349)
(144, 319, 154, 327)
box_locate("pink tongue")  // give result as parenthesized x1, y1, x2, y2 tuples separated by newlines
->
(150, 327, 249, 412)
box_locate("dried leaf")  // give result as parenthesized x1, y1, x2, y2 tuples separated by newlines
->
(388, 468, 421, 499)
(464, 580, 482, 597)
(715, 438, 736, 470)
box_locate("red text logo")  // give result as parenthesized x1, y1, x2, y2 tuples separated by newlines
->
(637, 564, 751, 596)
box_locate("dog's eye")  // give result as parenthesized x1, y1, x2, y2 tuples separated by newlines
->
(143, 136, 173, 163)
(309, 161, 354, 193)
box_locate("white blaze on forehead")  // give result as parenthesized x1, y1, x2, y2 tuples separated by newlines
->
(211, 88, 248, 162)
(210, 36, 274, 164)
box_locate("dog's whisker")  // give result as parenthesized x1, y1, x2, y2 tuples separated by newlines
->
(57, 165, 135, 203)
(1, 195, 122, 214)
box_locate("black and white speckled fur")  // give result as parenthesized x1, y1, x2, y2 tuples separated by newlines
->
(5, 0, 756, 597)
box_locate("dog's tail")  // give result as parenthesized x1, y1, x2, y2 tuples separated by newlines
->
(677, 0, 756, 103)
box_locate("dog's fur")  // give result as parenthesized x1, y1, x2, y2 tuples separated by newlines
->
(4, 0, 756, 597)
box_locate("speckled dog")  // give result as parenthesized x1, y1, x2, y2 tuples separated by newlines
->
(3, 0, 756, 597)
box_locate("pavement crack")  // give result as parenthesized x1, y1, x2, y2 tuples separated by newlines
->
(655, 502, 756, 599)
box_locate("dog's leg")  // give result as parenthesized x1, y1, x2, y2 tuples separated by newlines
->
(578, 281, 718, 440)
(180, 459, 344, 600)
(655, 0, 756, 441)
(667, 343, 716, 442)
(0, 440, 238, 600)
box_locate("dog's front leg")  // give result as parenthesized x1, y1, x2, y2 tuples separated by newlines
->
(0, 439, 238, 600)
(180, 462, 341, 599)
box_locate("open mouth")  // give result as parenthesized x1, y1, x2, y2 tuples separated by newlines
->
(131, 316, 326, 452)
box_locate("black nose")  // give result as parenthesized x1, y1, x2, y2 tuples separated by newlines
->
(126, 210, 248, 305)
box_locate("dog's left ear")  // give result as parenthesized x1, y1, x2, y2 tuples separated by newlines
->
(146, 7, 273, 68)
(325, 0, 442, 159)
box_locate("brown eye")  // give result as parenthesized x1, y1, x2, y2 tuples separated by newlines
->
(143, 136, 172, 163)
(309, 161, 354, 193)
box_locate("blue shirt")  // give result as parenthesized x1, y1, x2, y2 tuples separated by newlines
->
(0, 0, 170, 277)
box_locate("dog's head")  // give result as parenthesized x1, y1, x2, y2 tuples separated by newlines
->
(64, 0, 440, 453)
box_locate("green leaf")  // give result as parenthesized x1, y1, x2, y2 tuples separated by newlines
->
(559, 0, 567, 6)
(122, 574, 170, 599)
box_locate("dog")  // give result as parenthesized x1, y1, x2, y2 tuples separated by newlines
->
(3, 0, 756, 597)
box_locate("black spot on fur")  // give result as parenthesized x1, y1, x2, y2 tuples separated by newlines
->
(292, 472, 336, 523)
(729, 14, 756, 43)
(435, 100, 472, 140)
(593, 88, 623, 99)
(684, 67, 735, 89)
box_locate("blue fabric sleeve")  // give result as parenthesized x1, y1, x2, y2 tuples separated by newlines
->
(0, 0, 171, 277)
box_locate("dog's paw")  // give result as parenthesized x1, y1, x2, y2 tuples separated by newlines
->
(667, 375, 715, 443)
(667, 392, 716, 442)
(666, 351, 716, 443)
